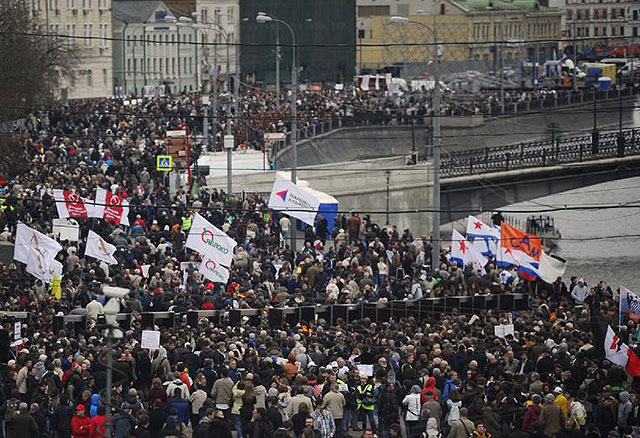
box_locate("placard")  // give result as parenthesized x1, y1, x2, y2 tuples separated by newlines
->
(52, 218, 80, 242)
(14, 321, 21, 340)
(494, 324, 515, 338)
(141, 330, 160, 350)
(357, 364, 374, 377)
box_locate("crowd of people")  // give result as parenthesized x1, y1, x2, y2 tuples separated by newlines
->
(0, 91, 637, 438)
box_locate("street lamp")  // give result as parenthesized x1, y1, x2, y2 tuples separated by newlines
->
(389, 15, 442, 271)
(592, 81, 599, 154)
(100, 286, 126, 438)
(257, 13, 298, 251)
(192, 13, 235, 194)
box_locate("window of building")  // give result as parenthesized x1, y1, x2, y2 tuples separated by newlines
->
(100, 24, 108, 48)
(166, 58, 169, 74)
(172, 58, 175, 75)
(159, 58, 162, 76)
(84, 24, 92, 46)
(189, 57, 192, 73)
(227, 7, 234, 23)
(201, 8, 207, 24)
(87, 70, 93, 86)
(594, 26, 598, 36)
(82, 0, 90, 9)
(103, 69, 107, 86)
(357, 5, 390, 17)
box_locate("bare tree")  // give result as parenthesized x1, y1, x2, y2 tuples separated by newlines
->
(0, 0, 78, 122)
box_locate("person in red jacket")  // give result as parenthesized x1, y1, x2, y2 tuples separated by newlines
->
(71, 404, 91, 438)
(90, 405, 107, 438)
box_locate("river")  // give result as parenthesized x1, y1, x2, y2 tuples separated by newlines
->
(499, 176, 640, 290)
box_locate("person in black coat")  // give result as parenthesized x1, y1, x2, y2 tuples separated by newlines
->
(53, 396, 74, 438)
(208, 410, 233, 438)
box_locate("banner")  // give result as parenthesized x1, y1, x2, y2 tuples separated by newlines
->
(268, 174, 320, 226)
(500, 223, 542, 261)
(450, 230, 468, 267)
(85, 230, 118, 265)
(92, 188, 130, 226)
(53, 189, 91, 218)
(14, 222, 62, 267)
(620, 286, 640, 322)
(198, 257, 230, 284)
(186, 213, 236, 266)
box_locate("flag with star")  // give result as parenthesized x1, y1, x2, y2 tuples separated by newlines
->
(450, 230, 469, 268)
(466, 215, 499, 241)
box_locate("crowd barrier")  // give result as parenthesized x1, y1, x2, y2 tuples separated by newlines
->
(39, 293, 528, 334)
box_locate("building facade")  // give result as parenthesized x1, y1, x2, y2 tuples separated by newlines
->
(358, 0, 561, 74)
(112, 0, 199, 96)
(564, 0, 630, 44)
(194, 0, 240, 92)
(32, 0, 113, 99)
(240, 0, 356, 84)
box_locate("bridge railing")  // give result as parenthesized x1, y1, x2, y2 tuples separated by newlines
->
(440, 127, 640, 178)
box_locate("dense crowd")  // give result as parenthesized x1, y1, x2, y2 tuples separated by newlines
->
(0, 93, 637, 438)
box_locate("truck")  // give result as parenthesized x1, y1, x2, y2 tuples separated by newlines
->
(583, 63, 617, 88)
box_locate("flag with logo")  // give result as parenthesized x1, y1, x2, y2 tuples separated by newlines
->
(605, 325, 629, 367)
(186, 213, 237, 266)
(268, 173, 320, 226)
(450, 230, 468, 267)
(620, 286, 640, 323)
(85, 230, 118, 265)
(14, 222, 62, 268)
(198, 256, 230, 284)
(26, 249, 63, 283)
(500, 223, 542, 261)
(53, 189, 92, 218)
(91, 188, 130, 226)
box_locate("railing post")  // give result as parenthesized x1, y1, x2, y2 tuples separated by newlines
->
(579, 142, 583, 162)
(469, 158, 473, 175)
(484, 147, 489, 168)
(506, 152, 510, 171)
(542, 148, 546, 166)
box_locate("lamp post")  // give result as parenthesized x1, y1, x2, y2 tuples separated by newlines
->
(257, 13, 298, 251)
(100, 287, 126, 438)
(390, 15, 441, 270)
(592, 82, 599, 154)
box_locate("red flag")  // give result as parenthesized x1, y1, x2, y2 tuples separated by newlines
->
(628, 349, 640, 377)
(53, 189, 89, 218)
(91, 188, 130, 226)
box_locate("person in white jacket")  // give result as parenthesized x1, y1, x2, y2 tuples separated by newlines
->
(403, 385, 422, 437)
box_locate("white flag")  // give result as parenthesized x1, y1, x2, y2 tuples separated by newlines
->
(85, 230, 118, 265)
(27, 258, 63, 283)
(92, 188, 130, 226)
(605, 325, 629, 367)
(450, 230, 468, 267)
(268, 173, 320, 226)
(186, 213, 237, 266)
(14, 222, 62, 267)
(466, 215, 499, 241)
(468, 240, 488, 275)
(198, 257, 230, 284)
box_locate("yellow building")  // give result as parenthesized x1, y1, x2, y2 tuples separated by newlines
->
(358, 0, 561, 73)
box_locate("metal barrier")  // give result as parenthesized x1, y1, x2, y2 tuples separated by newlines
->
(49, 293, 528, 334)
(439, 127, 640, 178)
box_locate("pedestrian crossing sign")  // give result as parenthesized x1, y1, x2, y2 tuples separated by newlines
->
(156, 155, 173, 172)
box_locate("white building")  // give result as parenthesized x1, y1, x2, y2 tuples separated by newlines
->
(32, 0, 113, 99)
(194, 0, 239, 91)
(112, 1, 199, 96)
(564, 0, 631, 43)
(628, 3, 639, 38)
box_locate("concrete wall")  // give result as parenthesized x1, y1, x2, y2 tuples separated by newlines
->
(209, 156, 435, 233)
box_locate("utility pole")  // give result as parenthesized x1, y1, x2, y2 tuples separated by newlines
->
(572, 16, 578, 92)
(432, 20, 442, 273)
(500, 23, 505, 113)
(276, 27, 280, 111)
(385, 170, 391, 225)
(212, 37, 218, 149)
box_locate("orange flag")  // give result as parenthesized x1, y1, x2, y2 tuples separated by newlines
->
(500, 223, 542, 261)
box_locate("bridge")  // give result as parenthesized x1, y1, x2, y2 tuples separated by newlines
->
(439, 126, 640, 223)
